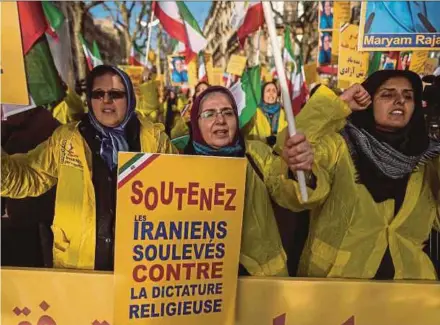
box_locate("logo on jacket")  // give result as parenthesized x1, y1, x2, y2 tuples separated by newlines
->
(60, 140, 83, 170)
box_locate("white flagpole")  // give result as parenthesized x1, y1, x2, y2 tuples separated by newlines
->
(255, 27, 262, 65)
(262, 1, 308, 202)
(226, 73, 233, 88)
(145, 10, 157, 66)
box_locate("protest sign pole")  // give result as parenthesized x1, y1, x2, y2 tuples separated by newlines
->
(262, 1, 308, 202)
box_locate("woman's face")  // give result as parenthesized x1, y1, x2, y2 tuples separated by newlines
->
(169, 91, 176, 99)
(91, 72, 128, 127)
(263, 83, 278, 104)
(198, 92, 237, 149)
(373, 77, 415, 132)
(175, 59, 184, 72)
(324, 2, 331, 15)
(323, 35, 331, 50)
(195, 83, 209, 97)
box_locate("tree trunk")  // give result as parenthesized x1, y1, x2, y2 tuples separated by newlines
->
(124, 30, 132, 63)
(69, 3, 87, 83)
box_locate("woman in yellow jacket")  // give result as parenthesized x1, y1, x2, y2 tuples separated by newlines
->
(1, 65, 177, 270)
(243, 81, 287, 147)
(161, 88, 189, 139)
(183, 86, 288, 276)
(269, 70, 440, 280)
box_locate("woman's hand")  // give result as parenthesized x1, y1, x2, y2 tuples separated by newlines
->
(340, 83, 372, 111)
(282, 133, 314, 173)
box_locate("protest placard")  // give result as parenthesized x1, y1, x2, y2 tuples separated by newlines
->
(202, 52, 215, 84)
(338, 24, 369, 88)
(212, 67, 224, 86)
(303, 63, 318, 86)
(1, 2, 29, 105)
(226, 54, 247, 76)
(359, 1, 440, 51)
(187, 56, 198, 87)
(114, 153, 247, 325)
(331, 1, 351, 58)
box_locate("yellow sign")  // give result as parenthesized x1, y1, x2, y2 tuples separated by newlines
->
(203, 53, 215, 85)
(338, 24, 369, 88)
(303, 63, 318, 86)
(3, 268, 440, 325)
(187, 56, 198, 87)
(358, 2, 440, 51)
(331, 2, 351, 57)
(114, 153, 247, 325)
(212, 67, 225, 86)
(409, 51, 429, 74)
(226, 55, 247, 76)
(119, 65, 145, 97)
(339, 24, 361, 51)
(0, 2, 29, 105)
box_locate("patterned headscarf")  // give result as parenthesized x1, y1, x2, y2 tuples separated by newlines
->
(341, 70, 440, 199)
(86, 65, 136, 170)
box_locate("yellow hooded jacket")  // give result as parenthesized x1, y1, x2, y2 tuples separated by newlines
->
(267, 86, 440, 280)
(243, 107, 288, 145)
(1, 115, 177, 269)
(136, 80, 161, 123)
(240, 140, 288, 276)
(51, 88, 86, 124)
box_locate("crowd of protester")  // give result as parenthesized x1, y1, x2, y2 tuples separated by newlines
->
(2, 65, 439, 280)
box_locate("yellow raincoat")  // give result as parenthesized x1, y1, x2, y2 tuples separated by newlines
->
(241, 140, 288, 276)
(51, 88, 86, 124)
(267, 86, 440, 280)
(136, 80, 161, 123)
(243, 107, 288, 145)
(1, 115, 177, 269)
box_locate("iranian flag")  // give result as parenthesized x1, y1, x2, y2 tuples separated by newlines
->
(79, 33, 103, 71)
(284, 26, 308, 116)
(118, 153, 160, 189)
(129, 45, 144, 67)
(42, 1, 73, 89)
(229, 65, 261, 128)
(17, 1, 65, 106)
(231, 1, 264, 47)
(153, 1, 207, 63)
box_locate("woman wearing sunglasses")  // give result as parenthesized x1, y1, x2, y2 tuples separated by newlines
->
(1, 65, 177, 271)
(184, 86, 288, 276)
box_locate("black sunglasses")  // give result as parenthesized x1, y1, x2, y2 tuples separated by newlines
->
(91, 90, 126, 101)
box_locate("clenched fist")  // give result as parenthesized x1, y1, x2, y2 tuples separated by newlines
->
(282, 133, 314, 173)
(339, 83, 372, 111)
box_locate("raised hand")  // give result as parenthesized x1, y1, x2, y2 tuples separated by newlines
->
(339, 83, 372, 111)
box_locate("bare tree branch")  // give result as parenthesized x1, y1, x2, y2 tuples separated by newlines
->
(128, 1, 136, 16)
